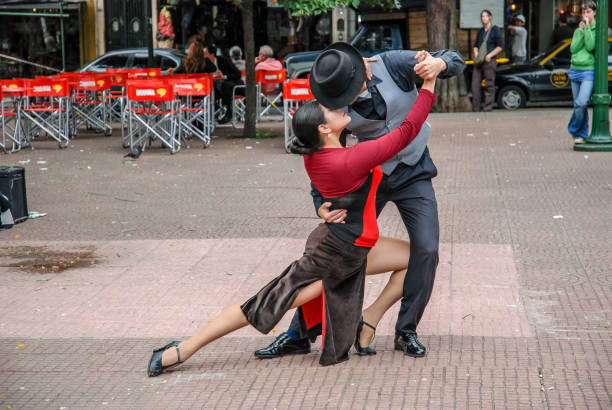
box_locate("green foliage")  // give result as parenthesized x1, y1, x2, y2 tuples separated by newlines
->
(276, 0, 399, 16)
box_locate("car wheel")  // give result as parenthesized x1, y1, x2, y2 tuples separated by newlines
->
(497, 85, 526, 110)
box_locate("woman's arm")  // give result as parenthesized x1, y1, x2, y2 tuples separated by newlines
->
(570, 29, 584, 53)
(343, 89, 436, 176)
(584, 26, 596, 52)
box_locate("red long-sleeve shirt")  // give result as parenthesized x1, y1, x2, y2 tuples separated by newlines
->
(304, 89, 435, 198)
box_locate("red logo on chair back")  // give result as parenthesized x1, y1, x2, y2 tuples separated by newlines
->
(149, 71, 158, 77)
(194, 83, 203, 91)
(52, 84, 63, 93)
(97, 80, 106, 87)
(156, 88, 167, 97)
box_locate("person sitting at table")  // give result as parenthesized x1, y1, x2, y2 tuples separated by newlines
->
(168, 41, 216, 75)
(204, 44, 243, 124)
(255, 45, 283, 95)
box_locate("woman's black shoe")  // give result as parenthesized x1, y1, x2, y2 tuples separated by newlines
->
(394, 333, 426, 357)
(148, 341, 183, 377)
(354, 317, 376, 356)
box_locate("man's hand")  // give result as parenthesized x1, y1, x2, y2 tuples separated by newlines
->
(485, 54, 492, 62)
(318, 202, 347, 224)
(363, 57, 376, 81)
(414, 51, 447, 80)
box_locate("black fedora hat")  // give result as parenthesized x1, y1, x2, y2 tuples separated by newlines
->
(309, 42, 366, 110)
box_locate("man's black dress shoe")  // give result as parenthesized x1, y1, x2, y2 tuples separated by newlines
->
(254, 332, 311, 359)
(394, 333, 426, 357)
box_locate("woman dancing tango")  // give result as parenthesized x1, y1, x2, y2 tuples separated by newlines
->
(148, 47, 437, 376)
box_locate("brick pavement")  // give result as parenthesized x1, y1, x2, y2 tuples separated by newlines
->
(0, 109, 611, 409)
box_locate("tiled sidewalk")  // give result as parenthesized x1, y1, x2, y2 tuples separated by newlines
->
(1, 109, 611, 409)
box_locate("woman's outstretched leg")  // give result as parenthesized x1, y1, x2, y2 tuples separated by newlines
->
(158, 281, 324, 369)
(358, 236, 410, 347)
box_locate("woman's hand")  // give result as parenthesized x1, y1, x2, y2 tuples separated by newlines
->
(318, 202, 346, 224)
(578, 20, 586, 30)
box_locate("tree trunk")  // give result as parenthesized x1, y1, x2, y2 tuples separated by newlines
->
(426, 0, 471, 112)
(241, 0, 257, 138)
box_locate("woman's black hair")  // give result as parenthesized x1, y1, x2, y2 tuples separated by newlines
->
(481, 9, 492, 17)
(289, 101, 325, 155)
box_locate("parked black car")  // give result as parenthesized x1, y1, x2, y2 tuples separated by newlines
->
(80, 48, 185, 74)
(494, 38, 612, 110)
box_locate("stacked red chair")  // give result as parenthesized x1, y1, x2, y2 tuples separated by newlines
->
(283, 78, 314, 153)
(0, 79, 26, 153)
(106, 68, 130, 127)
(169, 76, 213, 149)
(125, 79, 179, 154)
(127, 68, 162, 80)
(61, 72, 113, 137)
(20, 78, 71, 148)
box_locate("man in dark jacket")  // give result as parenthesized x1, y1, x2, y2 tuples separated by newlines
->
(205, 44, 243, 123)
(253, 43, 465, 360)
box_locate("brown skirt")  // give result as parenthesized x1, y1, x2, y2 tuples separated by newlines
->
(241, 224, 369, 366)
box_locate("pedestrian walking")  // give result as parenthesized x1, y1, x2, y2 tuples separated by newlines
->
(471, 9, 503, 112)
(508, 14, 528, 64)
(147, 49, 439, 376)
(568, 1, 597, 144)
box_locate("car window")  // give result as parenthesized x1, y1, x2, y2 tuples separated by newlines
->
(353, 25, 395, 56)
(133, 54, 162, 68)
(160, 56, 177, 71)
(96, 54, 129, 69)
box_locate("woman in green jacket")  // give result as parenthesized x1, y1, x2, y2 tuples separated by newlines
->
(568, 1, 597, 144)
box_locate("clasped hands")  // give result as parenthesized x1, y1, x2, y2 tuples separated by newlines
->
(362, 50, 446, 81)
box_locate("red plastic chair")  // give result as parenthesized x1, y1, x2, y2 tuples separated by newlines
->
(127, 68, 162, 79)
(62, 73, 113, 137)
(125, 79, 179, 154)
(169, 76, 213, 148)
(283, 79, 314, 153)
(0, 79, 26, 152)
(256, 69, 286, 118)
(21, 78, 71, 148)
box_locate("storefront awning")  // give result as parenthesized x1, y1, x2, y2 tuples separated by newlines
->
(0, 1, 83, 9)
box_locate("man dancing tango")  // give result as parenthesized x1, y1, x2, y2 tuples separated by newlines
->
(254, 43, 465, 358)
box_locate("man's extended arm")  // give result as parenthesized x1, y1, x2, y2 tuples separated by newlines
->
(379, 49, 465, 91)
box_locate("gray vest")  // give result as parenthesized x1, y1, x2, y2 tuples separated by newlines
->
(347, 59, 430, 175)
